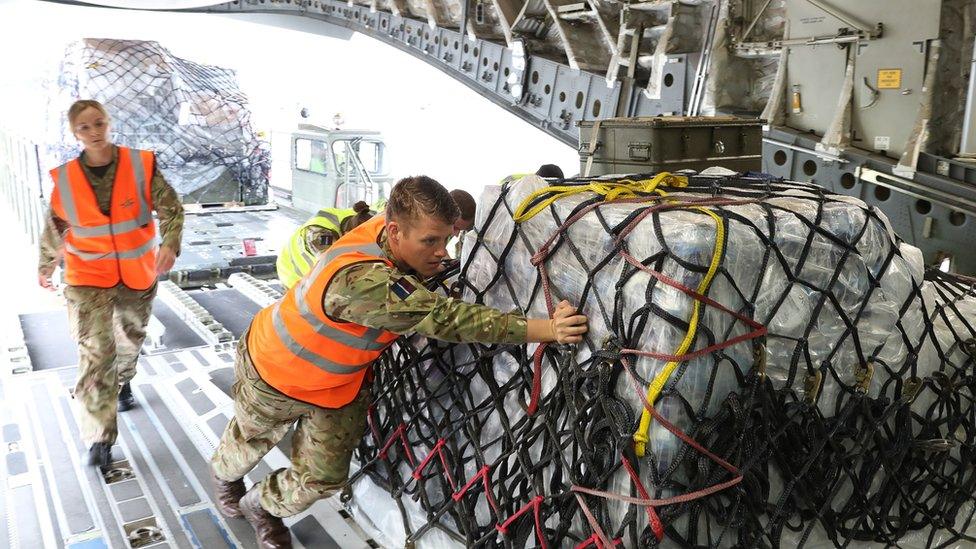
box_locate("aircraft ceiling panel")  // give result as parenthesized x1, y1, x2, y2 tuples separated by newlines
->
(76, 0, 226, 8)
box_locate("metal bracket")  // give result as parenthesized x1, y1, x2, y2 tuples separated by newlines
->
(804, 0, 881, 38)
(900, 376, 923, 404)
(803, 369, 822, 405)
(854, 360, 874, 394)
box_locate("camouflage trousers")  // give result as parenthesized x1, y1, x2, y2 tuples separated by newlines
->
(211, 332, 371, 518)
(65, 283, 157, 446)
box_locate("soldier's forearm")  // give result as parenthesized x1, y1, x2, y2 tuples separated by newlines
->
(37, 238, 63, 272)
(525, 319, 557, 343)
(38, 209, 67, 272)
(150, 168, 184, 256)
(159, 226, 183, 256)
(37, 249, 62, 273)
(409, 298, 528, 345)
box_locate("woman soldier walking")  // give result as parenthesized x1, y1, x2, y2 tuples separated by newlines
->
(38, 99, 184, 467)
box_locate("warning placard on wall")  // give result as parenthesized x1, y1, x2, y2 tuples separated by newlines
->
(878, 69, 902, 90)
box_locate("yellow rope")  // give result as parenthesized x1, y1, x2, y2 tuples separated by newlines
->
(633, 206, 726, 457)
(512, 172, 688, 223)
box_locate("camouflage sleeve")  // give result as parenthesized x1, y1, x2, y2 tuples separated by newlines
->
(151, 164, 184, 256)
(38, 205, 69, 274)
(323, 262, 527, 344)
(304, 225, 339, 254)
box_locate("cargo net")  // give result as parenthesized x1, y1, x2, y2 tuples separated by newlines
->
(350, 173, 976, 548)
(47, 38, 269, 205)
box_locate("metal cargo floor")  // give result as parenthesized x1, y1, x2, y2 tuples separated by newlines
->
(1, 282, 377, 549)
(170, 206, 308, 287)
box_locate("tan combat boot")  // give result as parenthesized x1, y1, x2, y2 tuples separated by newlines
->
(239, 486, 293, 549)
(210, 466, 246, 518)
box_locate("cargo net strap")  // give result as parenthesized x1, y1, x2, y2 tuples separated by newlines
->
(352, 173, 976, 548)
(50, 38, 270, 204)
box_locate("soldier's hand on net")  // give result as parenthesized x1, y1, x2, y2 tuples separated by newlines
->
(552, 300, 588, 344)
(38, 267, 56, 291)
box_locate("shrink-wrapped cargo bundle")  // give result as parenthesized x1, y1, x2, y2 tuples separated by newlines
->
(47, 38, 269, 204)
(349, 173, 976, 548)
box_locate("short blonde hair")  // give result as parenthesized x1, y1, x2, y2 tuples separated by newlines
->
(67, 99, 110, 127)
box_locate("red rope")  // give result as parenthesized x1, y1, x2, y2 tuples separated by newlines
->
(496, 495, 547, 549)
(452, 465, 500, 515)
(377, 423, 416, 466)
(575, 534, 623, 549)
(436, 443, 457, 492)
(574, 492, 614, 548)
(571, 478, 742, 507)
(621, 456, 664, 541)
(411, 438, 457, 492)
(376, 422, 403, 460)
(528, 343, 547, 415)
(412, 438, 445, 479)
(527, 261, 557, 416)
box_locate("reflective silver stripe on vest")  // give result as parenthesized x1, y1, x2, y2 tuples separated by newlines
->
(57, 151, 153, 238)
(279, 240, 391, 352)
(290, 247, 316, 281)
(129, 150, 152, 225)
(72, 215, 150, 238)
(321, 242, 384, 266)
(295, 252, 332, 296)
(299, 248, 317, 267)
(315, 209, 342, 226)
(292, 280, 389, 351)
(64, 239, 156, 261)
(56, 165, 81, 227)
(294, 241, 384, 297)
(270, 302, 371, 375)
(288, 250, 307, 284)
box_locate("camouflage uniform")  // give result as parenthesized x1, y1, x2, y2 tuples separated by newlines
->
(212, 232, 526, 517)
(304, 214, 369, 253)
(303, 224, 339, 254)
(38, 146, 184, 445)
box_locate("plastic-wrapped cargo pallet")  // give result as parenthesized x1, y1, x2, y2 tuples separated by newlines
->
(345, 172, 976, 548)
(46, 38, 270, 205)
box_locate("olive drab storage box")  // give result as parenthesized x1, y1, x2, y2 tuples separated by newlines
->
(578, 116, 764, 176)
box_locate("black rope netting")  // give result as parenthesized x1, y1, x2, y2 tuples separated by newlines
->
(351, 173, 976, 548)
(49, 38, 269, 205)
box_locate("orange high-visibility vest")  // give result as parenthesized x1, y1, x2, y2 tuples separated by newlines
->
(49, 147, 158, 290)
(248, 215, 399, 408)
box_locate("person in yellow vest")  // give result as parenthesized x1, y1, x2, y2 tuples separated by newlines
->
(37, 99, 184, 467)
(275, 201, 373, 289)
(210, 175, 587, 548)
